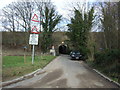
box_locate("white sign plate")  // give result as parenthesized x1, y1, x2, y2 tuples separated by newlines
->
(29, 34, 39, 45)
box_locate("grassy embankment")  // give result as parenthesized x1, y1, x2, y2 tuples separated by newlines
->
(87, 49, 120, 83)
(87, 60, 119, 83)
(2, 55, 56, 81)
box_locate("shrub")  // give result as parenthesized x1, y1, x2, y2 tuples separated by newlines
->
(93, 49, 120, 82)
(94, 51, 105, 66)
(94, 49, 120, 67)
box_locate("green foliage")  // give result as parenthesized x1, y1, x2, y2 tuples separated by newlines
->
(93, 49, 120, 83)
(94, 49, 120, 66)
(87, 2, 120, 83)
(41, 5, 62, 52)
(67, 7, 94, 56)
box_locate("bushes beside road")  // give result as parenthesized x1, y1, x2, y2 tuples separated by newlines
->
(92, 49, 120, 83)
(94, 49, 120, 66)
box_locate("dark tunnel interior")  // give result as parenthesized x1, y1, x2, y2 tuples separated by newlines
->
(59, 45, 67, 54)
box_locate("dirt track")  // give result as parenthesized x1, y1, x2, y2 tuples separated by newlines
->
(5, 55, 119, 88)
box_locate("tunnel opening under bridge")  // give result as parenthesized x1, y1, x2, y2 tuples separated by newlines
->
(59, 45, 68, 54)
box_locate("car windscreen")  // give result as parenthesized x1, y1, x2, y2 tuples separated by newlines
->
(71, 51, 80, 54)
(76, 52, 80, 54)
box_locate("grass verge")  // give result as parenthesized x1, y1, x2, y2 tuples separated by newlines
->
(2, 55, 56, 81)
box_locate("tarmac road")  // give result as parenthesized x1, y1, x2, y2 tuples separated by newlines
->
(5, 55, 119, 88)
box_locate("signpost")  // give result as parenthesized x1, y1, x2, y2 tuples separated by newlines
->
(29, 14, 40, 64)
(29, 34, 39, 64)
(29, 34, 39, 45)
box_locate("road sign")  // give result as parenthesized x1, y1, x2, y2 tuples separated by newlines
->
(29, 34, 38, 45)
(31, 14, 40, 34)
(31, 14, 39, 22)
(31, 26, 40, 34)
(30, 13, 40, 64)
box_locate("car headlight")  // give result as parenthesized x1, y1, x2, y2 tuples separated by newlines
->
(72, 55, 75, 57)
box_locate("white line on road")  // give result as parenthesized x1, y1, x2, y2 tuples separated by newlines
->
(93, 69, 120, 87)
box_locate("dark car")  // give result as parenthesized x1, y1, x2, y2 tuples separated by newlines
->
(70, 51, 82, 60)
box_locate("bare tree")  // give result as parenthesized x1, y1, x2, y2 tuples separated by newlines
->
(2, 3, 18, 46)
(118, 2, 120, 49)
(2, 3, 16, 32)
(13, 1, 35, 47)
(13, 1, 35, 32)
(100, 2, 119, 50)
(2, 1, 35, 47)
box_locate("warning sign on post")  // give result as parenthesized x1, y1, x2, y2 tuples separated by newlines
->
(31, 14, 40, 34)
(29, 34, 39, 45)
(30, 14, 41, 64)
(31, 14, 39, 22)
(31, 26, 40, 34)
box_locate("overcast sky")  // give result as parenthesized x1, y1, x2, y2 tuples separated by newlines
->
(0, 0, 120, 31)
(1, 0, 119, 10)
(0, 0, 119, 18)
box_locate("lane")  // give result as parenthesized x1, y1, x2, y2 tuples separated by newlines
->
(5, 55, 119, 88)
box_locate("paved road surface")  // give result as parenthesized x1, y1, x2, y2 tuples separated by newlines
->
(5, 55, 119, 88)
